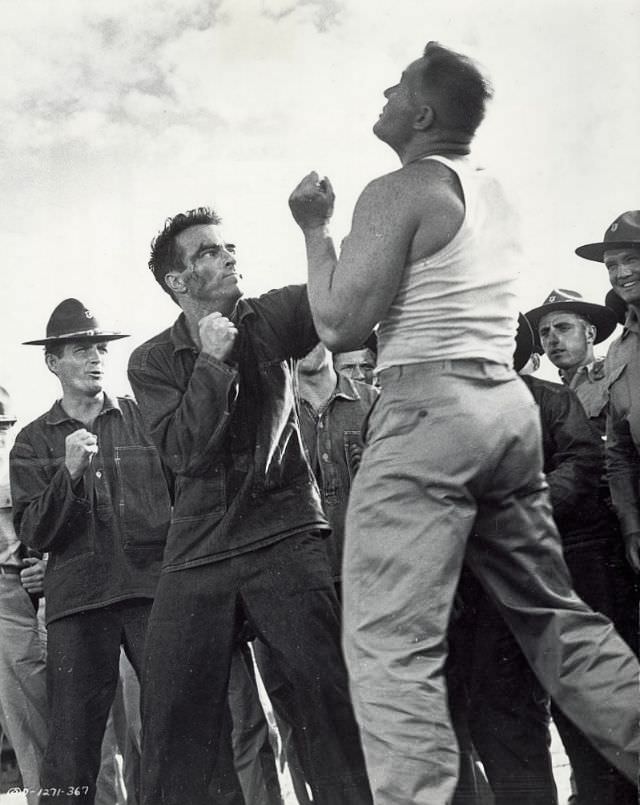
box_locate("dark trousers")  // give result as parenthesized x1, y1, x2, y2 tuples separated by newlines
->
(140, 533, 372, 805)
(551, 538, 639, 805)
(40, 599, 151, 805)
(449, 570, 558, 805)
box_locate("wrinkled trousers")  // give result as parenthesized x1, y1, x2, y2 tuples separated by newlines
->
(343, 361, 640, 805)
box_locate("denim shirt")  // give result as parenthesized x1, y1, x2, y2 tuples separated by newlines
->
(10, 395, 170, 624)
(298, 375, 378, 579)
(127, 285, 328, 572)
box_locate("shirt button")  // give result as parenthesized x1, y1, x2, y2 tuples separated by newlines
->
(321, 453, 329, 462)
(318, 422, 324, 429)
(96, 470, 102, 479)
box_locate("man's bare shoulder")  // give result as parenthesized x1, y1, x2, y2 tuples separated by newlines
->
(360, 161, 462, 210)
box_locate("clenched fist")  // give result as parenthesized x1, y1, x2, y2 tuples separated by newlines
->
(65, 428, 98, 481)
(199, 311, 238, 362)
(288, 171, 335, 231)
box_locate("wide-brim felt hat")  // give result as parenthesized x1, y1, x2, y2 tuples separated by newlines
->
(575, 210, 640, 263)
(525, 289, 618, 352)
(513, 312, 535, 373)
(23, 298, 129, 346)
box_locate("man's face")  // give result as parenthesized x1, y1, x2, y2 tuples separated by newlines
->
(333, 349, 377, 385)
(172, 224, 243, 307)
(604, 247, 640, 307)
(538, 311, 593, 370)
(373, 58, 426, 149)
(47, 341, 108, 397)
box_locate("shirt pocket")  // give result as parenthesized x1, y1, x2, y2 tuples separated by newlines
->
(172, 465, 226, 525)
(114, 445, 171, 548)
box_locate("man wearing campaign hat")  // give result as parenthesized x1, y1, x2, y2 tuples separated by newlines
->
(526, 288, 618, 432)
(10, 299, 172, 805)
(576, 212, 640, 573)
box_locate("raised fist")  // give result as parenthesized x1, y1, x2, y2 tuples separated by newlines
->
(65, 428, 98, 481)
(289, 172, 335, 230)
(199, 311, 238, 362)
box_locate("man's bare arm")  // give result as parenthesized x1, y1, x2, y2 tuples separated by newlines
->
(289, 165, 463, 351)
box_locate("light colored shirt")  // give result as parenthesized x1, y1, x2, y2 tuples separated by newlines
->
(604, 309, 640, 537)
(0, 464, 21, 566)
(376, 155, 521, 371)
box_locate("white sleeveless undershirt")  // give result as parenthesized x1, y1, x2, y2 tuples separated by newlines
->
(376, 155, 521, 371)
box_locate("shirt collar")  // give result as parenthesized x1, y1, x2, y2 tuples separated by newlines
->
(169, 301, 253, 354)
(45, 394, 122, 426)
(621, 307, 640, 338)
(559, 356, 606, 386)
(332, 373, 363, 402)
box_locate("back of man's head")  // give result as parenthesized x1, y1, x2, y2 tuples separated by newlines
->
(149, 207, 222, 302)
(420, 42, 493, 139)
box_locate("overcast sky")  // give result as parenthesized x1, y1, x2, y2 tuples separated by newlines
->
(2, 0, 639, 423)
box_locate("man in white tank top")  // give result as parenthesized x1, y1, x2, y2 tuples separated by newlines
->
(289, 42, 639, 805)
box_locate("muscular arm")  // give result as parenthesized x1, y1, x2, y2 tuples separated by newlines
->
(289, 163, 464, 352)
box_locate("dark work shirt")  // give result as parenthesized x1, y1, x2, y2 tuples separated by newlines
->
(127, 285, 328, 572)
(298, 374, 378, 579)
(522, 375, 610, 545)
(10, 395, 170, 624)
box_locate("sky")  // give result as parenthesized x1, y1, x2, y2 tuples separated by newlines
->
(1, 0, 639, 425)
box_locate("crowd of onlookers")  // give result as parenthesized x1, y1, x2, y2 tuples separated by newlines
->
(1, 40, 639, 805)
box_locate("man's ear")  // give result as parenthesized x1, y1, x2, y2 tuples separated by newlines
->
(165, 271, 188, 296)
(585, 324, 597, 344)
(45, 353, 58, 376)
(414, 105, 435, 131)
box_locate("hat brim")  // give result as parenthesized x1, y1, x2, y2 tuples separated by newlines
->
(525, 301, 618, 351)
(23, 332, 129, 346)
(0, 416, 17, 424)
(575, 240, 640, 262)
(513, 313, 535, 373)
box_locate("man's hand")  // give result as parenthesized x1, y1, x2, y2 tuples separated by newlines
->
(20, 556, 46, 595)
(65, 429, 98, 481)
(199, 312, 238, 362)
(289, 172, 335, 231)
(623, 531, 640, 572)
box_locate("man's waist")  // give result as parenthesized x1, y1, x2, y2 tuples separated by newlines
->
(378, 359, 512, 386)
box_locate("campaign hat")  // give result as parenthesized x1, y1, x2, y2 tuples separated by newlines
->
(513, 313, 535, 373)
(575, 211, 640, 263)
(23, 299, 129, 346)
(525, 289, 617, 351)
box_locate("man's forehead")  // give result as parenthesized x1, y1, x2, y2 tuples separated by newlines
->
(176, 223, 224, 252)
(604, 246, 640, 261)
(538, 310, 586, 328)
(334, 349, 375, 367)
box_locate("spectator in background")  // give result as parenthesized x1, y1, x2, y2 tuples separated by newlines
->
(333, 335, 378, 387)
(0, 385, 47, 805)
(11, 299, 171, 805)
(295, 341, 378, 592)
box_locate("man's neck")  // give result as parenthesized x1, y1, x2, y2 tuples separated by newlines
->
(298, 366, 338, 412)
(561, 349, 596, 383)
(60, 392, 105, 427)
(400, 133, 472, 166)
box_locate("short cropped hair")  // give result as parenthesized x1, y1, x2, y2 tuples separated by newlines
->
(420, 42, 493, 138)
(148, 207, 222, 299)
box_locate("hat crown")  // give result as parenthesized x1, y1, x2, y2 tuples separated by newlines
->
(605, 210, 640, 244)
(45, 298, 100, 339)
(541, 288, 584, 306)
